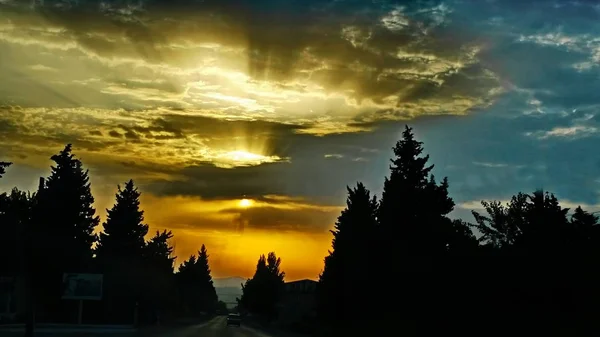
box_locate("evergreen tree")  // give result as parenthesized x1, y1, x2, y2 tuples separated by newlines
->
(96, 179, 149, 322)
(176, 245, 218, 314)
(144, 230, 176, 275)
(196, 244, 218, 312)
(30, 144, 100, 320)
(374, 126, 471, 332)
(377, 126, 456, 256)
(317, 183, 378, 324)
(571, 206, 599, 243)
(35, 144, 100, 271)
(141, 230, 176, 324)
(96, 180, 149, 261)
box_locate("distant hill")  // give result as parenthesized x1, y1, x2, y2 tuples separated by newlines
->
(213, 277, 245, 309)
(213, 277, 246, 288)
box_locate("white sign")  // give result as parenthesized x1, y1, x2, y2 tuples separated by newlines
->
(62, 273, 103, 300)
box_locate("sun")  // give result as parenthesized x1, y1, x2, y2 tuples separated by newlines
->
(239, 199, 253, 208)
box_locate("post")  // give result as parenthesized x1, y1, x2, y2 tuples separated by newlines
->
(77, 300, 83, 325)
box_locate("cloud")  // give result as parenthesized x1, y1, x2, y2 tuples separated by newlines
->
(0, 0, 502, 135)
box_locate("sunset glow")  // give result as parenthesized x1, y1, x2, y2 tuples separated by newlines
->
(239, 198, 253, 208)
(1, 0, 599, 281)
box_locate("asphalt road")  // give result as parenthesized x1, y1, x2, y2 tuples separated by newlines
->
(150, 316, 275, 337)
(0, 317, 284, 337)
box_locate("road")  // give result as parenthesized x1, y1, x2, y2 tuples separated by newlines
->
(0, 317, 288, 337)
(148, 316, 275, 337)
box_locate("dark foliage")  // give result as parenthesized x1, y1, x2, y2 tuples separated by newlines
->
(176, 244, 218, 315)
(316, 125, 600, 336)
(238, 252, 285, 322)
(0, 127, 599, 336)
(317, 183, 378, 324)
(0, 145, 216, 326)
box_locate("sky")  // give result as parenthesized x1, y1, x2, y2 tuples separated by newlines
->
(1, 0, 599, 281)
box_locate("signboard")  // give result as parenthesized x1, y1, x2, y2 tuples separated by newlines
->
(62, 273, 103, 301)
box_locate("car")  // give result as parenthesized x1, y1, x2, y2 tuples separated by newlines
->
(226, 313, 241, 327)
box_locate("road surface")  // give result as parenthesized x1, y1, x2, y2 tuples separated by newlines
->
(147, 316, 280, 337)
(0, 317, 291, 337)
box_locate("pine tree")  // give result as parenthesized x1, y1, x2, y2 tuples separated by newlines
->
(35, 144, 99, 272)
(318, 183, 378, 324)
(144, 230, 176, 274)
(196, 244, 218, 312)
(96, 180, 149, 261)
(177, 248, 218, 314)
(29, 144, 99, 320)
(377, 125, 455, 255)
(375, 126, 464, 328)
(141, 230, 176, 323)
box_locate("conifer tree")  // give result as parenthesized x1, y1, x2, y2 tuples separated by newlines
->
(96, 180, 149, 261)
(141, 230, 177, 322)
(318, 183, 378, 323)
(144, 230, 176, 274)
(30, 144, 99, 319)
(35, 144, 99, 271)
(196, 244, 218, 312)
(177, 246, 218, 314)
(377, 126, 455, 255)
(96, 179, 149, 321)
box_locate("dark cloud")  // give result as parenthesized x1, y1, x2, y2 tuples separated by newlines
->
(222, 205, 339, 233)
(108, 130, 122, 138)
(0, 0, 496, 109)
(140, 118, 399, 203)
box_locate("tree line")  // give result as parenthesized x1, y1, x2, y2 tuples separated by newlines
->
(187, 125, 600, 336)
(3, 125, 599, 335)
(0, 145, 223, 325)
(315, 126, 600, 336)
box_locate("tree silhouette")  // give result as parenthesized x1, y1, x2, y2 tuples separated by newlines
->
(0, 162, 11, 179)
(317, 183, 378, 325)
(196, 244, 218, 312)
(176, 244, 218, 315)
(141, 230, 176, 324)
(373, 126, 466, 331)
(144, 230, 176, 275)
(378, 125, 456, 255)
(96, 179, 149, 323)
(96, 180, 149, 260)
(0, 188, 31, 276)
(467, 190, 600, 334)
(37, 144, 100, 268)
(4, 132, 600, 334)
(31, 144, 100, 319)
(238, 252, 285, 322)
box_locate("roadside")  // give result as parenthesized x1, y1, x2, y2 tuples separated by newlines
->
(242, 318, 311, 337)
(0, 315, 216, 337)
